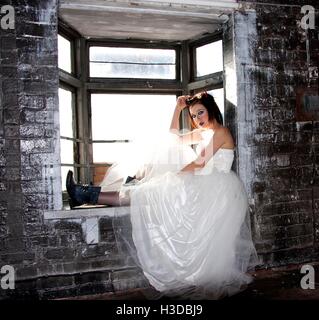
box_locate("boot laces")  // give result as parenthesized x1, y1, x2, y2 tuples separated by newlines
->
(79, 184, 90, 192)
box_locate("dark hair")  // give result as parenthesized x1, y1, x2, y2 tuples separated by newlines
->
(186, 92, 223, 129)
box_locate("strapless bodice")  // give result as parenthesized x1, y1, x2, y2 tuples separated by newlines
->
(195, 130, 234, 173)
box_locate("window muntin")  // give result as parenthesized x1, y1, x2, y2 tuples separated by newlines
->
(58, 34, 72, 73)
(89, 46, 176, 79)
(196, 40, 223, 77)
(91, 94, 176, 163)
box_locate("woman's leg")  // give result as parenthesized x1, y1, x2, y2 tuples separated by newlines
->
(97, 191, 130, 206)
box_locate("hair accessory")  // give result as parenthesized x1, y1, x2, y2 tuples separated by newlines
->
(186, 91, 208, 105)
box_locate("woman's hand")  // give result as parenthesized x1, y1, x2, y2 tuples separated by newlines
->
(176, 95, 189, 111)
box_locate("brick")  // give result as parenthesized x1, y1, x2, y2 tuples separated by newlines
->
(3, 109, 20, 125)
(37, 275, 74, 289)
(271, 235, 314, 252)
(34, 111, 54, 124)
(44, 248, 76, 260)
(20, 139, 52, 153)
(261, 200, 312, 216)
(0, 66, 17, 78)
(20, 125, 45, 138)
(261, 223, 313, 240)
(81, 243, 118, 258)
(0, 251, 35, 264)
(112, 268, 149, 292)
(4, 125, 20, 138)
(20, 109, 35, 123)
(0, 37, 16, 51)
(77, 282, 112, 296)
(74, 271, 111, 286)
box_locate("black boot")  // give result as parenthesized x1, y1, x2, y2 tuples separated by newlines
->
(66, 171, 101, 209)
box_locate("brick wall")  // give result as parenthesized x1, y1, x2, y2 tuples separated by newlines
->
(225, 1, 319, 267)
(0, 0, 318, 299)
(0, 1, 149, 299)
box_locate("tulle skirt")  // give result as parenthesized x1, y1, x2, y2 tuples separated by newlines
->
(124, 168, 259, 300)
(101, 133, 259, 299)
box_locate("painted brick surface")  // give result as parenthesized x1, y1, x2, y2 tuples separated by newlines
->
(226, 3, 319, 267)
(0, 0, 318, 299)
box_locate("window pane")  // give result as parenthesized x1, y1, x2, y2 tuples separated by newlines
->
(196, 40, 223, 77)
(60, 138, 74, 164)
(208, 88, 224, 121)
(93, 143, 133, 163)
(90, 47, 176, 79)
(58, 35, 72, 73)
(59, 88, 73, 138)
(91, 94, 176, 163)
(91, 94, 176, 140)
(61, 166, 74, 192)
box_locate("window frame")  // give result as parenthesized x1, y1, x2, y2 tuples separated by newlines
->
(58, 31, 75, 76)
(86, 38, 184, 182)
(88, 91, 180, 166)
(87, 39, 181, 84)
(58, 21, 83, 207)
(57, 20, 225, 192)
(58, 82, 80, 206)
(189, 33, 223, 83)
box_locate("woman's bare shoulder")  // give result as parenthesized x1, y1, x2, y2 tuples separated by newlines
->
(214, 126, 231, 136)
(214, 126, 234, 147)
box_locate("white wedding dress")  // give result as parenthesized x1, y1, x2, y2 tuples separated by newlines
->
(100, 129, 259, 299)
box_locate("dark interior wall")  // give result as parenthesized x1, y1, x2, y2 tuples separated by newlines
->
(0, 1, 149, 299)
(0, 0, 318, 299)
(0, 0, 62, 298)
(224, 1, 319, 267)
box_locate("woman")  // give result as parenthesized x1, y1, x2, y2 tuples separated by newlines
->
(66, 92, 258, 299)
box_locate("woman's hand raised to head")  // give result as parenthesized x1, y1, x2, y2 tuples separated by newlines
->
(176, 95, 189, 111)
(170, 95, 190, 134)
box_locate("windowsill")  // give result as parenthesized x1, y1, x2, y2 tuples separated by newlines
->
(44, 206, 131, 245)
(44, 206, 130, 220)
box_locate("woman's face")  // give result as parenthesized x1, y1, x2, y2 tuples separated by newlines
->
(189, 103, 210, 129)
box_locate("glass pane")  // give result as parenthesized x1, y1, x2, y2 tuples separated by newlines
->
(196, 40, 223, 77)
(61, 165, 74, 191)
(90, 47, 176, 79)
(208, 88, 224, 121)
(93, 142, 133, 163)
(59, 88, 73, 138)
(60, 138, 74, 164)
(91, 94, 176, 141)
(58, 35, 72, 73)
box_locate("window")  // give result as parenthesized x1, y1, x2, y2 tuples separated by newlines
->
(57, 22, 225, 203)
(195, 40, 223, 77)
(187, 37, 224, 129)
(91, 94, 177, 163)
(59, 87, 76, 191)
(58, 34, 72, 73)
(89, 46, 176, 79)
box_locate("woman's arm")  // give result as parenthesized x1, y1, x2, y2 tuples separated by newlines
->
(169, 96, 188, 134)
(180, 128, 230, 173)
(169, 96, 204, 145)
(178, 129, 205, 145)
(169, 104, 183, 134)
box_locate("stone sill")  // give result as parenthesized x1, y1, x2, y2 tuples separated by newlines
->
(44, 206, 131, 245)
(44, 206, 130, 220)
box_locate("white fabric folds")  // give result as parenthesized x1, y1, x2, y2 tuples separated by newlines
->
(100, 130, 259, 299)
